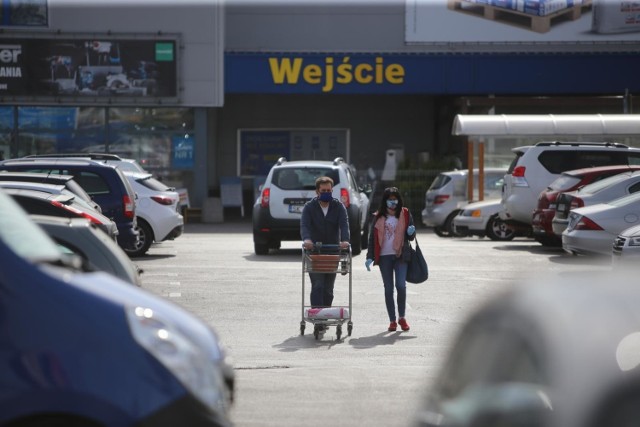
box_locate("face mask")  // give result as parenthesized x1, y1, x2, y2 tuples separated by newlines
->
(386, 200, 398, 209)
(318, 192, 333, 202)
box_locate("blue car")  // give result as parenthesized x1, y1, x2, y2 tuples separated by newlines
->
(0, 189, 233, 426)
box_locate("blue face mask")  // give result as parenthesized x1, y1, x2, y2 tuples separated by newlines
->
(318, 192, 333, 202)
(386, 199, 398, 209)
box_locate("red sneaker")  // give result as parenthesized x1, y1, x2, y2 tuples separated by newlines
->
(398, 318, 410, 331)
(388, 321, 397, 332)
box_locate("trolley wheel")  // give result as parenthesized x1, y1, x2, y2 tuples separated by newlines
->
(300, 321, 305, 336)
(336, 325, 342, 340)
(313, 324, 323, 340)
(347, 321, 353, 336)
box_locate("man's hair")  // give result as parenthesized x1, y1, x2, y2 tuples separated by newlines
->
(315, 176, 334, 190)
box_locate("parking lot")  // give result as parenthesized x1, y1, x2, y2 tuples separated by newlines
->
(134, 221, 614, 427)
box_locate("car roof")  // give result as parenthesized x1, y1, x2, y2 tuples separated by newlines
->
(0, 181, 66, 193)
(25, 152, 124, 161)
(0, 157, 119, 169)
(272, 157, 348, 168)
(0, 171, 76, 182)
(561, 164, 640, 177)
(440, 167, 507, 176)
(3, 187, 75, 203)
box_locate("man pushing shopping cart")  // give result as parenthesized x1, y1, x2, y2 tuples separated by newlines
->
(300, 176, 352, 340)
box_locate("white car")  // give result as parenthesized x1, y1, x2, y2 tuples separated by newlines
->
(612, 224, 640, 265)
(453, 198, 517, 241)
(124, 171, 184, 257)
(552, 170, 640, 236)
(501, 142, 640, 228)
(422, 168, 506, 237)
(563, 192, 640, 256)
(252, 157, 371, 255)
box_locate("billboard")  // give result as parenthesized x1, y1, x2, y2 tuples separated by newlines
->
(0, 36, 178, 105)
(406, 0, 640, 43)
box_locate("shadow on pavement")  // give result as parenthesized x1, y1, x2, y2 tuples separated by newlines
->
(274, 333, 349, 351)
(348, 331, 417, 349)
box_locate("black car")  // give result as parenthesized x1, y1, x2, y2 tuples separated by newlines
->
(0, 170, 101, 212)
(0, 158, 138, 250)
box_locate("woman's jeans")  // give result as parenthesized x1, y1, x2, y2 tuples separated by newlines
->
(309, 272, 337, 307)
(378, 255, 407, 322)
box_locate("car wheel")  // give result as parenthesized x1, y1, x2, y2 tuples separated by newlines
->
(125, 220, 154, 257)
(254, 242, 269, 255)
(443, 210, 465, 238)
(433, 226, 448, 237)
(486, 214, 516, 241)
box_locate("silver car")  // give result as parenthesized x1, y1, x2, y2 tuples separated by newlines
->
(32, 215, 143, 287)
(422, 168, 505, 237)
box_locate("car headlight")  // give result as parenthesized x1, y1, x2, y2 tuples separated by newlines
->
(628, 237, 640, 247)
(126, 306, 227, 412)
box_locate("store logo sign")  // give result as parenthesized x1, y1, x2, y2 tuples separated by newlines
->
(0, 44, 22, 78)
(268, 56, 405, 92)
(155, 42, 174, 61)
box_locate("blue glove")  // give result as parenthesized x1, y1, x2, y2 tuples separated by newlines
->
(407, 225, 416, 236)
(365, 259, 373, 271)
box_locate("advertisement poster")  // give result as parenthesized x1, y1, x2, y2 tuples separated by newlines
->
(172, 135, 195, 169)
(0, 37, 178, 103)
(406, 0, 640, 43)
(239, 130, 290, 176)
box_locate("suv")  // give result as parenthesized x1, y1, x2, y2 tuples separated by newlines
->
(500, 141, 640, 230)
(0, 158, 138, 251)
(26, 152, 149, 173)
(252, 157, 371, 256)
(422, 168, 506, 237)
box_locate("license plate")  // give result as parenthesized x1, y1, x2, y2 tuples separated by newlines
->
(289, 204, 304, 213)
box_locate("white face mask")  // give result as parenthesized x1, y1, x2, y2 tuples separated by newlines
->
(386, 200, 398, 209)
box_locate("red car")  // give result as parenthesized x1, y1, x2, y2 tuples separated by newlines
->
(531, 164, 640, 246)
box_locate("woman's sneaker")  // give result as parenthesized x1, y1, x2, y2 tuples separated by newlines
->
(388, 321, 397, 332)
(398, 318, 410, 331)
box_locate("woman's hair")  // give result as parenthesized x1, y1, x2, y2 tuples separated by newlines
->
(376, 186, 404, 218)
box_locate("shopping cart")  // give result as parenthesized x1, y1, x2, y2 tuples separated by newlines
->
(300, 242, 353, 340)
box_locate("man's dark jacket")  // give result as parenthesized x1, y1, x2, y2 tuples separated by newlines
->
(300, 197, 350, 245)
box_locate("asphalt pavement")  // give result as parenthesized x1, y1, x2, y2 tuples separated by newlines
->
(133, 220, 613, 427)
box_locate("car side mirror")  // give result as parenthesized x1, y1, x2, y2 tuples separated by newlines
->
(362, 184, 373, 196)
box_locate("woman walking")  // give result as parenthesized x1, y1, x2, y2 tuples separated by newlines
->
(365, 187, 416, 332)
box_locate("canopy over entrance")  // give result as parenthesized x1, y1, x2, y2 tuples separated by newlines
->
(451, 114, 640, 202)
(453, 114, 640, 137)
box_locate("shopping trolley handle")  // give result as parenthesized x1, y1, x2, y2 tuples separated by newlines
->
(303, 242, 351, 254)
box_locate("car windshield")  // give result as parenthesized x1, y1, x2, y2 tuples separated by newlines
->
(0, 189, 63, 263)
(272, 167, 339, 190)
(578, 172, 635, 195)
(428, 174, 452, 191)
(549, 174, 582, 192)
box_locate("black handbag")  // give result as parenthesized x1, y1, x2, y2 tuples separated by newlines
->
(405, 236, 429, 284)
